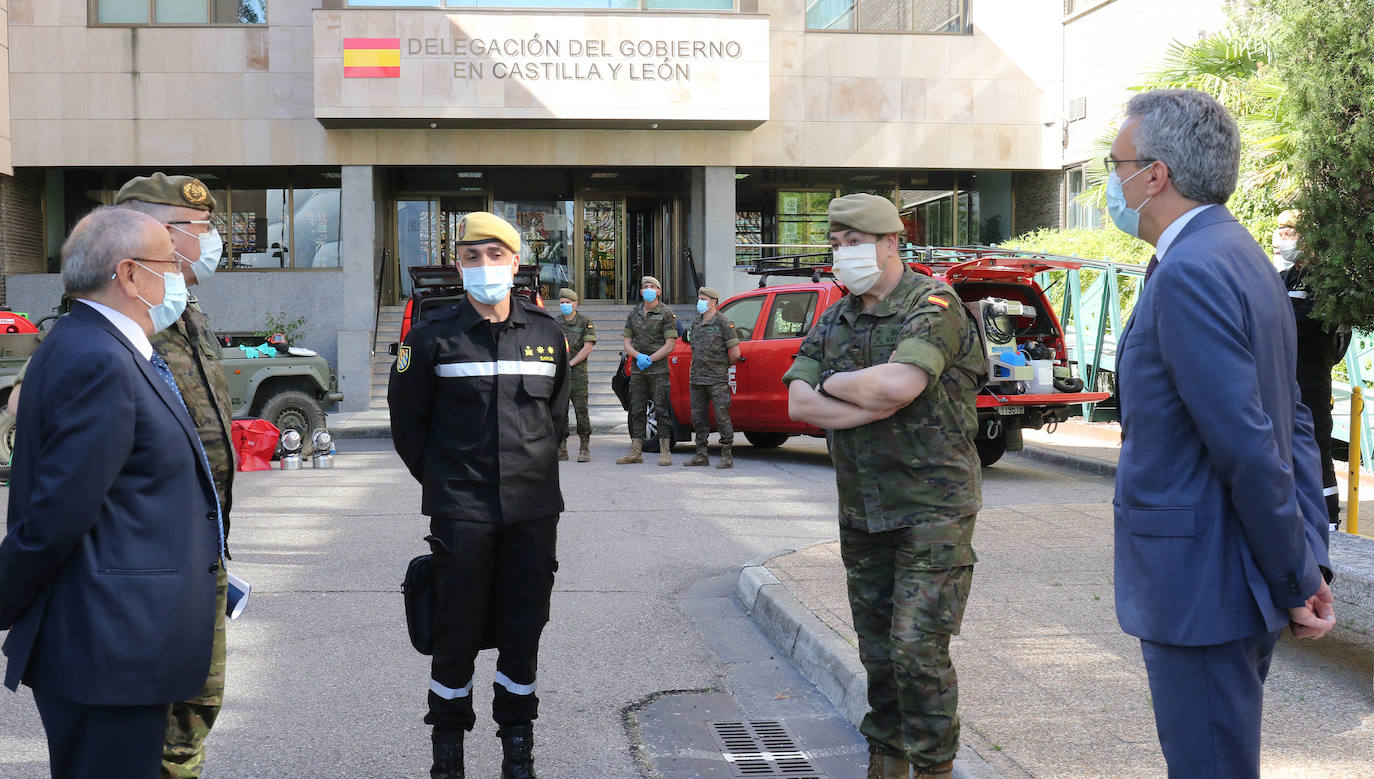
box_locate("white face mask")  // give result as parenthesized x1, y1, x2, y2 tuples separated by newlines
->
(832, 242, 883, 295)
(172, 223, 224, 283)
(133, 261, 189, 333)
(461, 263, 514, 305)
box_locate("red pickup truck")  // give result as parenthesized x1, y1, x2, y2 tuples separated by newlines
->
(632, 251, 1110, 466)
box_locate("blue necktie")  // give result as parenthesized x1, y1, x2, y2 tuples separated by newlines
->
(151, 352, 226, 562)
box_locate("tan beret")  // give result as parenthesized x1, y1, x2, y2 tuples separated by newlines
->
(828, 193, 903, 235)
(698, 286, 721, 301)
(115, 172, 216, 213)
(559, 288, 579, 302)
(456, 211, 521, 252)
(1276, 209, 1302, 229)
(641, 275, 662, 289)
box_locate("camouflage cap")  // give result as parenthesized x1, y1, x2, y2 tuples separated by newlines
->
(1277, 209, 1302, 229)
(828, 193, 903, 235)
(559, 288, 579, 302)
(455, 211, 521, 252)
(115, 172, 216, 213)
(641, 275, 662, 290)
(698, 286, 721, 300)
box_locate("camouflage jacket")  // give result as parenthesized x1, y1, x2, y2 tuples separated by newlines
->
(782, 270, 986, 546)
(152, 299, 237, 545)
(559, 312, 597, 373)
(623, 303, 677, 375)
(685, 313, 739, 385)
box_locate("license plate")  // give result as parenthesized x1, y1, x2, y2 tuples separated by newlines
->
(995, 406, 1025, 415)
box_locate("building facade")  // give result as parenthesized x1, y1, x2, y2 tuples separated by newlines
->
(0, 0, 1225, 411)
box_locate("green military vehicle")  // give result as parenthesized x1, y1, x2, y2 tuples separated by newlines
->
(0, 319, 341, 465)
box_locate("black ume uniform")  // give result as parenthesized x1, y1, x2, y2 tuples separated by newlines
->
(389, 297, 570, 732)
(1282, 263, 1345, 525)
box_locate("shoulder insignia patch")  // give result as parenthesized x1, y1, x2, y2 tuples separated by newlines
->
(927, 295, 950, 309)
(396, 345, 412, 373)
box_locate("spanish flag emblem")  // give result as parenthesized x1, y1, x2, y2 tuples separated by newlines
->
(344, 38, 401, 78)
(928, 295, 950, 308)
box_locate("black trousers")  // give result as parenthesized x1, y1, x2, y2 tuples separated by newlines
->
(1300, 384, 1340, 524)
(425, 515, 558, 732)
(33, 690, 167, 779)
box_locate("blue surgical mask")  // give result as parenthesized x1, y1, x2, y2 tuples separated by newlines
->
(1106, 166, 1153, 238)
(173, 224, 224, 283)
(134, 262, 189, 333)
(642, 288, 658, 303)
(461, 263, 514, 306)
(696, 300, 709, 315)
(559, 302, 574, 316)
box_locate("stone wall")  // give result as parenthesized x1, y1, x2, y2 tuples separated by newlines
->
(1011, 170, 1063, 236)
(0, 168, 44, 306)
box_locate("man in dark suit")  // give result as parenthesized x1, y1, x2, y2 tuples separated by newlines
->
(1108, 89, 1335, 777)
(0, 207, 222, 778)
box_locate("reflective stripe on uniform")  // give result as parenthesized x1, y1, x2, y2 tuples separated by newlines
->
(430, 678, 474, 700)
(1289, 290, 1308, 299)
(1325, 486, 1340, 496)
(435, 360, 558, 378)
(494, 671, 536, 696)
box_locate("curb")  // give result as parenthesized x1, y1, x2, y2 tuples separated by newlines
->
(332, 422, 633, 440)
(1012, 444, 1118, 478)
(736, 547, 1001, 779)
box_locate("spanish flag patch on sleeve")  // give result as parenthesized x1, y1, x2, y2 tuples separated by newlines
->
(927, 295, 950, 308)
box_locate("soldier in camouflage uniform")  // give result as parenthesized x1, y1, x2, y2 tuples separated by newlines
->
(116, 174, 236, 779)
(557, 288, 596, 462)
(683, 286, 740, 469)
(616, 275, 678, 466)
(782, 194, 986, 779)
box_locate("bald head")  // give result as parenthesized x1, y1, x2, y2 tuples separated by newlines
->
(62, 207, 171, 296)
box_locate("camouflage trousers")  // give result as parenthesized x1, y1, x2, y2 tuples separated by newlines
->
(564, 365, 592, 440)
(839, 524, 973, 769)
(628, 369, 671, 441)
(689, 382, 733, 446)
(162, 566, 227, 779)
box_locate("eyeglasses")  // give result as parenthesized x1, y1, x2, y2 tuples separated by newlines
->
(166, 220, 212, 226)
(1103, 157, 1156, 174)
(112, 256, 181, 280)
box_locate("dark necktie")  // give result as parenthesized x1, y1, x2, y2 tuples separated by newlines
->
(1144, 255, 1159, 283)
(151, 352, 226, 561)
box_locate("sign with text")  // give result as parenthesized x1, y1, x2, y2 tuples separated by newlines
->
(315, 11, 769, 128)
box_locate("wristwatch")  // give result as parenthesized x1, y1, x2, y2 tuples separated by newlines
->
(815, 370, 837, 399)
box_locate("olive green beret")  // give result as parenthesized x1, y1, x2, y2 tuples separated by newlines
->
(559, 288, 578, 302)
(698, 286, 721, 301)
(641, 275, 662, 289)
(115, 172, 216, 213)
(456, 211, 521, 252)
(1276, 209, 1302, 229)
(828, 193, 903, 235)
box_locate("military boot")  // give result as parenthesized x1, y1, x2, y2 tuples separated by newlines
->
(914, 760, 954, 779)
(616, 439, 643, 464)
(684, 445, 709, 466)
(658, 439, 673, 466)
(715, 445, 733, 469)
(577, 436, 591, 462)
(431, 728, 464, 779)
(866, 750, 910, 779)
(498, 723, 536, 779)
(557, 440, 569, 461)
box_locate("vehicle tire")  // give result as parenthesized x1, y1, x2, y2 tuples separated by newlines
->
(743, 431, 790, 448)
(256, 390, 327, 455)
(0, 410, 14, 465)
(976, 430, 1008, 467)
(641, 400, 679, 453)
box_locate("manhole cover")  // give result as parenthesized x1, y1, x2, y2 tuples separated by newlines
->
(708, 720, 825, 778)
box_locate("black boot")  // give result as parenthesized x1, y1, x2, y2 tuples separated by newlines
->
(431, 728, 464, 779)
(498, 723, 536, 779)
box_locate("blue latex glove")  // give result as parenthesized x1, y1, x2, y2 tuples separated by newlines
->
(635, 353, 653, 371)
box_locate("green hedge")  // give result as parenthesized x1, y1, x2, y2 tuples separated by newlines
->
(1001, 228, 1154, 266)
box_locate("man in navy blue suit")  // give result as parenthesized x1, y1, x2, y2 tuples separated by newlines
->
(1109, 89, 1335, 777)
(0, 207, 222, 778)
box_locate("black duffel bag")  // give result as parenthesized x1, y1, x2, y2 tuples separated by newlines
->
(402, 535, 443, 655)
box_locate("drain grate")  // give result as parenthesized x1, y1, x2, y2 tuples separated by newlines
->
(707, 720, 826, 778)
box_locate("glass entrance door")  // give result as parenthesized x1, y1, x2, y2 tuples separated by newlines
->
(581, 198, 622, 301)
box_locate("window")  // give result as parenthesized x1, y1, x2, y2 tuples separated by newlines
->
(94, 0, 266, 24)
(806, 0, 968, 32)
(1065, 167, 1101, 229)
(720, 295, 765, 341)
(763, 292, 818, 340)
(776, 191, 832, 251)
(346, 0, 727, 8)
(205, 169, 339, 270)
(735, 210, 762, 267)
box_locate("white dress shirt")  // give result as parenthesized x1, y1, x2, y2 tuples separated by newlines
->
(1154, 203, 1215, 263)
(77, 298, 154, 361)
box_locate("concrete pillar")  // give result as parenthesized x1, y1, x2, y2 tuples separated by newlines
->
(702, 166, 742, 297)
(687, 167, 706, 295)
(337, 165, 377, 413)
